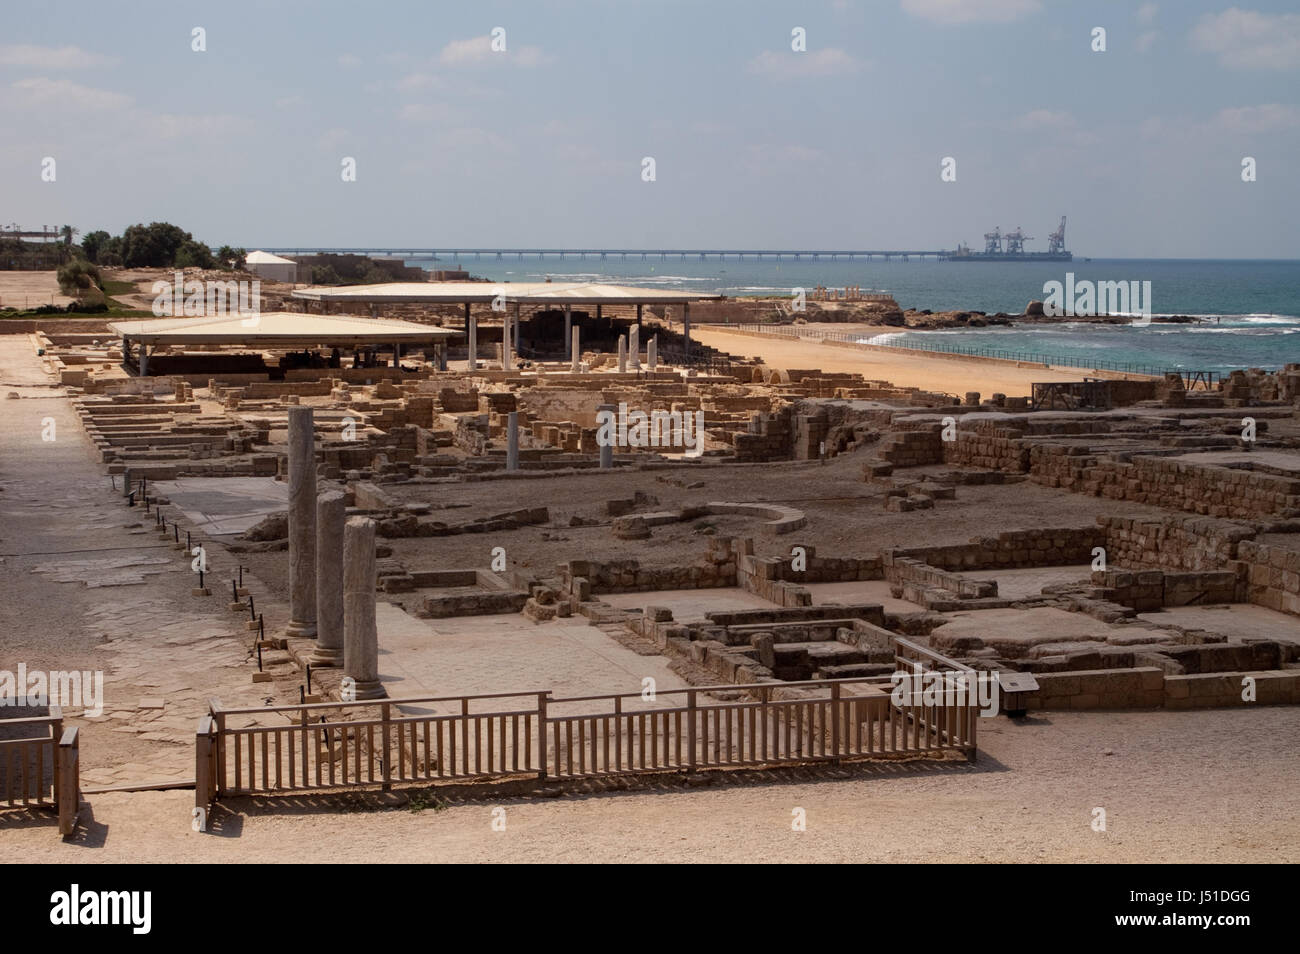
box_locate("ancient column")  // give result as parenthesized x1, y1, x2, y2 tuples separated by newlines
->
(466, 304, 477, 371)
(617, 335, 627, 373)
(563, 304, 572, 359)
(343, 516, 386, 699)
(683, 302, 691, 358)
(310, 491, 346, 666)
(503, 309, 513, 370)
(647, 335, 657, 371)
(598, 402, 615, 469)
(286, 405, 317, 638)
(506, 410, 520, 471)
(571, 326, 580, 373)
(629, 325, 641, 370)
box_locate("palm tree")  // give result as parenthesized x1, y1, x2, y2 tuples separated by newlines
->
(60, 224, 79, 246)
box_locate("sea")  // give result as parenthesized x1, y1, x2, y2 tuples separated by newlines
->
(410, 256, 1300, 373)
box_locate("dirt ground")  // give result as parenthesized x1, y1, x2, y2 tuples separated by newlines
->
(4, 706, 1296, 863)
(0, 271, 76, 310)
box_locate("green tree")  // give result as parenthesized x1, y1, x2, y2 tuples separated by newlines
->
(119, 222, 191, 268)
(174, 239, 215, 269)
(215, 245, 247, 270)
(81, 230, 111, 263)
(60, 224, 78, 246)
(57, 260, 102, 295)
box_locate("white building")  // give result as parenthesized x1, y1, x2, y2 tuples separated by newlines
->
(244, 250, 300, 284)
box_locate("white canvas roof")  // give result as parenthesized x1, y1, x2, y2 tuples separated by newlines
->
(245, 250, 297, 265)
(292, 281, 722, 305)
(108, 312, 456, 346)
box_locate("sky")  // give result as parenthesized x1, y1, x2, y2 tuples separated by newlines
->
(2, 0, 1298, 257)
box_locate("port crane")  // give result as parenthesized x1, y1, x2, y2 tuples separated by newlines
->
(1003, 226, 1031, 255)
(1047, 216, 1067, 255)
(982, 227, 1003, 254)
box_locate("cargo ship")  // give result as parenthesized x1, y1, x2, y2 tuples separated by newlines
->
(946, 216, 1072, 261)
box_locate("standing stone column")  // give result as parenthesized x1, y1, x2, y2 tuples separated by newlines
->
(286, 405, 317, 638)
(563, 305, 572, 360)
(647, 335, 658, 371)
(503, 310, 513, 370)
(571, 326, 580, 373)
(343, 516, 386, 699)
(506, 411, 520, 471)
(597, 403, 615, 469)
(617, 335, 627, 372)
(311, 491, 346, 666)
(629, 325, 640, 370)
(466, 305, 477, 371)
(683, 302, 691, 357)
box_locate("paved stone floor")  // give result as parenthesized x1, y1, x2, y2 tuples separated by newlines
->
(804, 580, 917, 613)
(984, 565, 1092, 600)
(599, 586, 774, 620)
(375, 603, 685, 715)
(0, 337, 300, 790)
(1138, 603, 1300, 646)
(151, 476, 287, 536)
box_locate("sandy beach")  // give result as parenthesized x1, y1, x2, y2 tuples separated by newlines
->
(691, 324, 1100, 397)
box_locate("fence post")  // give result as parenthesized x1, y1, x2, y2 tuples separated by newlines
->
(537, 693, 548, 780)
(381, 703, 392, 791)
(49, 706, 62, 811)
(194, 715, 214, 829)
(57, 727, 79, 836)
(686, 690, 697, 773)
(831, 683, 841, 764)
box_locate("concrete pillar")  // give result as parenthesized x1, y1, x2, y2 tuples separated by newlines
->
(286, 406, 317, 638)
(506, 410, 519, 471)
(598, 403, 615, 469)
(564, 305, 572, 359)
(343, 516, 385, 699)
(139, 345, 149, 377)
(466, 303, 477, 371)
(571, 326, 580, 373)
(648, 335, 657, 371)
(617, 335, 627, 373)
(683, 302, 691, 358)
(629, 325, 640, 370)
(310, 491, 346, 666)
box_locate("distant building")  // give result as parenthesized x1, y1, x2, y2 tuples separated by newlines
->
(244, 250, 300, 284)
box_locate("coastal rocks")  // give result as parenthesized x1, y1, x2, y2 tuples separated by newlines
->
(1025, 299, 1046, 317)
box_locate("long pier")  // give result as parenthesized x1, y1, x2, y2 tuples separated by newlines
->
(257, 247, 953, 263)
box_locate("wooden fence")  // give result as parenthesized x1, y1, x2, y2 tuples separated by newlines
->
(196, 637, 979, 815)
(0, 708, 82, 835)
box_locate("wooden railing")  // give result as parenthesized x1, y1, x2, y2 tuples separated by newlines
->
(0, 708, 81, 835)
(196, 637, 978, 815)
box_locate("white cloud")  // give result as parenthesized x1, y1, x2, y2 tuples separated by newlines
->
(397, 102, 455, 123)
(1136, 31, 1158, 53)
(1008, 109, 1074, 130)
(748, 48, 862, 78)
(439, 36, 552, 68)
(8, 76, 130, 111)
(0, 44, 117, 69)
(900, 0, 1042, 25)
(1190, 8, 1300, 70)
(1210, 103, 1300, 133)
(1137, 3, 1158, 26)
(396, 72, 444, 91)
